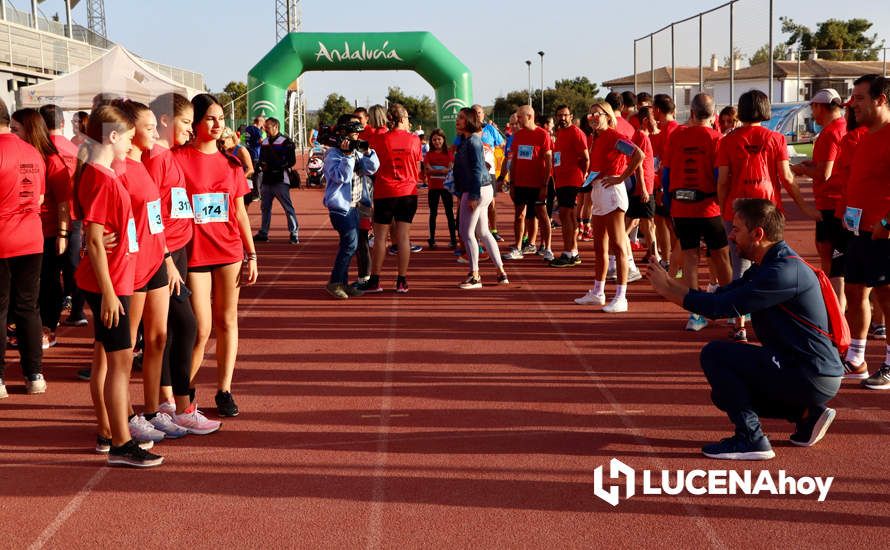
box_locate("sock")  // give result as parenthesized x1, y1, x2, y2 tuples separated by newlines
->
(188, 387, 196, 403)
(615, 284, 627, 301)
(593, 279, 605, 296)
(144, 412, 157, 421)
(846, 339, 867, 365)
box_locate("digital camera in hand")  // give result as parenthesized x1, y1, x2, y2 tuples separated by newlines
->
(318, 121, 369, 151)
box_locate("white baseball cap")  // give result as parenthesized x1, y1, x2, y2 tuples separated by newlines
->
(810, 88, 842, 105)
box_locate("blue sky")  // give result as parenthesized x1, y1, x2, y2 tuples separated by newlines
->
(35, 0, 890, 109)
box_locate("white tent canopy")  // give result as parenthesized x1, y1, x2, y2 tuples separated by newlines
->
(17, 45, 199, 110)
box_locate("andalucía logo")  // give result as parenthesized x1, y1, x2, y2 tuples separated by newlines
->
(252, 100, 276, 116)
(442, 98, 468, 112)
(593, 458, 834, 507)
(315, 41, 404, 63)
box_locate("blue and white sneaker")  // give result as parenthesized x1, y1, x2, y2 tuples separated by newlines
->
(148, 412, 190, 439)
(685, 314, 708, 332)
(129, 414, 166, 443)
(702, 434, 775, 460)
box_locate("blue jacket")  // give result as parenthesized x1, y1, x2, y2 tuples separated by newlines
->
(453, 134, 489, 200)
(323, 148, 379, 214)
(684, 241, 844, 377)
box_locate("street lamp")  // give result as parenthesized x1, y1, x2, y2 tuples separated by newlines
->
(525, 60, 532, 105)
(538, 51, 545, 114)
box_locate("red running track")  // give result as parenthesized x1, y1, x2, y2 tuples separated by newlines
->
(1, 182, 888, 548)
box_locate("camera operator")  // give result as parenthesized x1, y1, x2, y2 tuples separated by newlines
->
(322, 115, 379, 299)
(255, 117, 300, 244)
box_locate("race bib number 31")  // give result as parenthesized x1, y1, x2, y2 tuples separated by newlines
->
(517, 145, 534, 160)
(146, 199, 164, 235)
(193, 193, 230, 225)
(553, 152, 561, 167)
(170, 187, 194, 219)
(844, 206, 863, 235)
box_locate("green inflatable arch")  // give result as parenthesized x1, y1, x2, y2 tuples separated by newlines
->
(247, 32, 472, 142)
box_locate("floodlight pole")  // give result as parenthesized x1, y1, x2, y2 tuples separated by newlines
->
(526, 60, 532, 105)
(538, 51, 545, 115)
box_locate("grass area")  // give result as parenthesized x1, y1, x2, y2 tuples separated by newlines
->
(792, 143, 814, 158)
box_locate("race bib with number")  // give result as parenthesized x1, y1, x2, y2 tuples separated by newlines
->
(615, 139, 635, 156)
(146, 199, 164, 235)
(844, 206, 863, 235)
(170, 187, 194, 219)
(553, 152, 561, 167)
(193, 193, 230, 225)
(126, 218, 139, 253)
(582, 171, 600, 188)
(517, 145, 534, 160)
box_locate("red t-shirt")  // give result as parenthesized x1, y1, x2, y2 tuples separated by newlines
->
(116, 158, 166, 289)
(50, 134, 78, 177)
(174, 147, 250, 268)
(0, 134, 44, 259)
(40, 153, 73, 238)
(716, 125, 783, 221)
(664, 125, 722, 219)
(615, 115, 635, 140)
(374, 129, 422, 199)
(75, 163, 136, 296)
(846, 123, 890, 234)
(423, 150, 452, 190)
(630, 130, 655, 195)
(811, 116, 847, 210)
(553, 125, 588, 189)
(363, 126, 388, 154)
(511, 126, 552, 188)
(830, 126, 868, 219)
(652, 119, 680, 160)
(589, 128, 633, 176)
(143, 145, 194, 252)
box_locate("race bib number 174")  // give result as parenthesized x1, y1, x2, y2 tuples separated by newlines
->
(193, 193, 229, 225)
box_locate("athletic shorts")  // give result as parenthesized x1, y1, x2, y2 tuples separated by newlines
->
(829, 228, 852, 279)
(626, 195, 656, 220)
(844, 233, 890, 287)
(513, 186, 544, 212)
(815, 210, 844, 244)
(373, 195, 418, 224)
(673, 216, 729, 252)
(189, 261, 240, 273)
(555, 186, 581, 209)
(84, 292, 132, 353)
(135, 261, 168, 293)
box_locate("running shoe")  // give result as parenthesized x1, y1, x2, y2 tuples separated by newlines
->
(76, 368, 91, 381)
(395, 277, 409, 294)
(62, 316, 88, 327)
(26, 373, 47, 395)
(862, 364, 890, 390)
(107, 440, 164, 468)
(731, 328, 748, 343)
(343, 285, 364, 298)
(573, 254, 582, 265)
(215, 390, 240, 417)
(356, 278, 383, 293)
(387, 245, 398, 256)
(174, 403, 222, 435)
(534, 245, 545, 256)
(550, 219, 561, 229)
(289, 234, 300, 245)
(574, 290, 606, 306)
(549, 253, 576, 268)
(62, 295, 72, 312)
(685, 314, 708, 332)
(491, 232, 504, 242)
(522, 243, 537, 255)
(497, 273, 510, 285)
(842, 360, 869, 380)
(41, 328, 56, 350)
(869, 323, 887, 340)
(702, 434, 775, 460)
(459, 276, 482, 289)
(602, 297, 628, 313)
(0, 379, 7, 400)
(129, 414, 166, 442)
(149, 413, 189, 439)
(790, 406, 836, 446)
(606, 269, 617, 282)
(502, 247, 523, 260)
(456, 254, 469, 264)
(325, 283, 349, 300)
(542, 248, 555, 262)
(95, 436, 154, 454)
(158, 400, 176, 417)
(410, 244, 423, 253)
(253, 232, 269, 242)
(627, 269, 643, 283)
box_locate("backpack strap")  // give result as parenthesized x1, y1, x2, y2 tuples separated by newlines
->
(777, 255, 833, 340)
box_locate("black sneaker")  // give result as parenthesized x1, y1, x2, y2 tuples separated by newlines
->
(356, 276, 383, 293)
(863, 363, 890, 390)
(549, 253, 576, 268)
(289, 234, 299, 245)
(702, 434, 775, 460)
(63, 316, 88, 327)
(215, 390, 240, 417)
(77, 368, 91, 381)
(869, 323, 886, 340)
(253, 232, 269, 242)
(97, 435, 153, 453)
(572, 254, 582, 265)
(790, 407, 836, 446)
(396, 277, 409, 294)
(107, 439, 164, 468)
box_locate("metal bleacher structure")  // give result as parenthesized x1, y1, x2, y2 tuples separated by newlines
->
(0, 0, 204, 107)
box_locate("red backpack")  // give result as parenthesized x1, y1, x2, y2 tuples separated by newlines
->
(780, 256, 851, 355)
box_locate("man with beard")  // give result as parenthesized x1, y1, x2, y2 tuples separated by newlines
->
(549, 105, 589, 267)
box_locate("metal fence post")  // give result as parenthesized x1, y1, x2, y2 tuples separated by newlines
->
(650, 34, 655, 95)
(671, 24, 676, 101)
(699, 14, 704, 93)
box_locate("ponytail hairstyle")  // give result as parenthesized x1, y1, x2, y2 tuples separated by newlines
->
(110, 98, 151, 124)
(72, 104, 134, 219)
(11, 108, 58, 161)
(190, 92, 241, 167)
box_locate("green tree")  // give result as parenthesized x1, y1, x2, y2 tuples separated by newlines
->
(491, 76, 601, 123)
(318, 93, 353, 127)
(385, 86, 436, 127)
(216, 81, 248, 121)
(780, 17, 884, 60)
(749, 43, 791, 65)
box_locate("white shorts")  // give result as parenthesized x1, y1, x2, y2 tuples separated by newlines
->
(590, 179, 629, 216)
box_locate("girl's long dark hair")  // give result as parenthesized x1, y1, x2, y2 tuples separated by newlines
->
(428, 128, 449, 154)
(11, 108, 58, 161)
(191, 93, 242, 167)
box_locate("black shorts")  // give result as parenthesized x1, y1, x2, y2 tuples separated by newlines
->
(673, 216, 729, 252)
(513, 186, 544, 212)
(626, 195, 656, 220)
(555, 186, 581, 209)
(189, 261, 239, 273)
(844, 233, 890, 287)
(84, 292, 132, 353)
(815, 210, 844, 244)
(135, 261, 168, 293)
(373, 195, 418, 224)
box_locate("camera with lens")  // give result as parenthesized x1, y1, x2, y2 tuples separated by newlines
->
(317, 121, 368, 151)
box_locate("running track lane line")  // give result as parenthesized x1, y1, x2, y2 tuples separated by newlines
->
(519, 272, 727, 549)
(28, 222, 329, 549)
(366, 294, 398, 550)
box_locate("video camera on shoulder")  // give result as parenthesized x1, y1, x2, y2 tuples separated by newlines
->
(317, 121, 369, 152)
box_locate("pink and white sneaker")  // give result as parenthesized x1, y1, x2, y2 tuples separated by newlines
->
(174, 404, 221, 435)
(158, 400, 176, 417)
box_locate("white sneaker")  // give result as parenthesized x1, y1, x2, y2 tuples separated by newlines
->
(129, 414, 166, 443)
(149, 412, 190, 439)
(602, 296, 629, 313)
(627, 269, 643, 283)
(685, 314, 708, 331)
(26, 374, 47, 394)
(174, 404, 222, 435)
(158, 400, 176, 417)
(542, 248, 555, 262)
(574, 290, 606, 306)
(502, 247, 523, 260)
(0, 379, 7, 399)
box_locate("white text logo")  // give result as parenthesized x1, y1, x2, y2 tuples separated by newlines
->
(315, 41, 404, 63)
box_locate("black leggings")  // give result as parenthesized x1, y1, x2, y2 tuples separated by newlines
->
(356, 228, 371, 279)
(160, 247, 196, 397)
(428, 189, 456, 244)
(39, 237, 64, 330)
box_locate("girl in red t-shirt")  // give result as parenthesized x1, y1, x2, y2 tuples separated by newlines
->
(10, 108, 71, 348)
(576, 101, 644, 314)
(423, 129, 456, 248)
(74, 105, 162, 467)
(175, 94, 257, 417)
